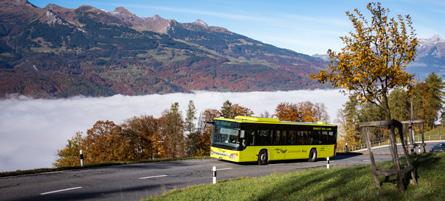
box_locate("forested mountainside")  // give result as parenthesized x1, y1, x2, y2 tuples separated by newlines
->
(0, 0, 327, 98)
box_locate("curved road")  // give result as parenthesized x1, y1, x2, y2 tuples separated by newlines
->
(0, 142, 441, 201)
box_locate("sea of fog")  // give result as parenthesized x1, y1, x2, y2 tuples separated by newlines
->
(0, 90, 347, 171)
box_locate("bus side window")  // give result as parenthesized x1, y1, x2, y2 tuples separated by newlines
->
(289, 130, 296, 145)
(258, 130, 270, 146)
(328, 131, 335, 144)
(250, 130, 256, 146)
(322, 131, 328, 144)
(298, 131, 306, 145)
(306, 131, 311, 145)
(274, 130, 281, 145)
(296, 131, 301, 145)
(281, 130, 287, 145)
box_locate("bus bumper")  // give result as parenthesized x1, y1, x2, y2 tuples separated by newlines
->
(210, 146, 240, 162)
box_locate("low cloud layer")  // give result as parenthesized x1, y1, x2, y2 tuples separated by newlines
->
(0, 90, 347, 171)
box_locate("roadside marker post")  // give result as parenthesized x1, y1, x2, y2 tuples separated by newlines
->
(212, 166, 217, 184)
(326, 157, 330, 169)
(80, 149, 84, 167)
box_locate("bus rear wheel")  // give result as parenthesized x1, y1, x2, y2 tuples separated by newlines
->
(308, 148, 317, 162)
(258, 150, 268, 165)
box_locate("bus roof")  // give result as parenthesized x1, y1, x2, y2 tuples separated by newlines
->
(214, 116, 337, 127)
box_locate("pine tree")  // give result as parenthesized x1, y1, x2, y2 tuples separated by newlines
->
(185, 100, 197, 134)
(160, 102, 185, 158)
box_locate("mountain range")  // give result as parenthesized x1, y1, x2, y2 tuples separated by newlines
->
(0, 0, 443, 98)
(0, 0, 327, 98)
(407, 35, 445, 80)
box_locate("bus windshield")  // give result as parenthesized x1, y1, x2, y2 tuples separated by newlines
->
(212, 122, 240, 149)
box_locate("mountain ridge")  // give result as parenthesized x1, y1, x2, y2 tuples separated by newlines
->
(0, 1, 329, 98)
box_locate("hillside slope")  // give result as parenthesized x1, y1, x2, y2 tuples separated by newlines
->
(0, 0, 327, 98)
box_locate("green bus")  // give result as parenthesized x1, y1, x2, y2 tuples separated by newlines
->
(210, 116, 337, 165)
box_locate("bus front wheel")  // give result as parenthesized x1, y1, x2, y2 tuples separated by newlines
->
(258, 150, 268, 165)
(308, 148, 317, 162)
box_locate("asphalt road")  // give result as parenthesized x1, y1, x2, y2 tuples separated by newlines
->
(0, 142, 442, 201)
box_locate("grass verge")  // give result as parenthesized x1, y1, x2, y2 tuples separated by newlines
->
(145, 152, 445, 201)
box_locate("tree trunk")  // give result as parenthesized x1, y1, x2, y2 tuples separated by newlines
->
(382, 94, 392, 121)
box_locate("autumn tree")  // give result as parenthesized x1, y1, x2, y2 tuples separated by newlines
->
(159, 102, 185, 158)
(231, 104, 254, 117)
(186, 131, 209, 157)
(275, 102, 298, 121)
(412, 73, 444, 129)
(56, 121, 135, 167)
(337, 97, 361, 149)
(200, 109, 221, 154)
(423, 73, 444, 128)
(202, 109, 222, 122)
(83, 120, 123, 163)
(312, 2, 417, 121)
(220, 100, 253, 118)
(54, 132, 84, 167)
(187, 109, 222, 156)
(275, 101, 329, 122)
(221, 100, 233, 118)
(123, 115, 161, 160)
(298, 101, 329, 122)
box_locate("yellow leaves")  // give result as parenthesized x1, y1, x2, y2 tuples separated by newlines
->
(310, 70, 327, 83)
(311, 2, 416, 114)
(275, 102, 328, 122)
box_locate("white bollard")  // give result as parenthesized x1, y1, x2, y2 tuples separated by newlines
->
(212, 166, 217, 184)
(80, 149, 84, 167)
(326, 157, 330, 169)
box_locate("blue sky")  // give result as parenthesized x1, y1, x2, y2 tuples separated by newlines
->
(30, 0, 445, 55)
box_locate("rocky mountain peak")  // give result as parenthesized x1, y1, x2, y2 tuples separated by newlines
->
(145, 15, 172, 34)
(147, 14, 169, 22)
(420, 35, 445, 45)
(76, 5, 105, 14)
(193, 19, 208, 27)
(111, 6, 138, 21)
(113, 6, 132, 15)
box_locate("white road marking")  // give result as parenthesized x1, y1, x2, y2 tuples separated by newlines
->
(138, 174, 168, 180)
(40, 186, 82, 195)
(216, 168, 232, 171)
